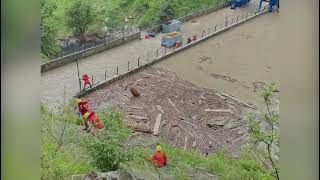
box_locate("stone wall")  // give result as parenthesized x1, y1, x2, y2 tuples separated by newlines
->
(41, 32, 141, 73)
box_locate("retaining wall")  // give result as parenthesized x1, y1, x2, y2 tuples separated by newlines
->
(76, 9, 269, 98)
(41, 32, 141, 73)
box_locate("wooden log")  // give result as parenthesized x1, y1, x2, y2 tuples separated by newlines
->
(220, 93, 255, 109)
(192, 141, 197, 148)
(153, 113, 162, 136)
(207, 134, 216, 142)
(215, 93, 226, 100)
(184, 136, 188, 151)
(181, 120, 198, 129)
(126, 106, 143, 110)
(234, 133, 248, 142)
(156, 105, 165, 113)
(168, 98, 179, 113)
(204, 109, 232, 113)
(133, 128, 153, 134)
(126, 115, 150, 120)
(197, 138, 205, 152)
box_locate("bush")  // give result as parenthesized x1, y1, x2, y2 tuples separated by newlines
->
(65, 0, 95, 41)
(158, 1, 176, 24)
(41, 0, 61, 58)
(247, 83, 280, 179)
(82, 108, 144, 171)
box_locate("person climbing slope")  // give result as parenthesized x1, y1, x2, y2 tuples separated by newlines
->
(83, 111, 105, 136)
(147, 144, 167, 168)
(74, 98, 90, 130)
(74, 98, 89, 117)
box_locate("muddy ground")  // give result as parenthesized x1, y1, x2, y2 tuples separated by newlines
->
(85, 67, 256, 156)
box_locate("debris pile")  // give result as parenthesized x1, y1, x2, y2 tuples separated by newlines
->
(85, 67, 255, 155)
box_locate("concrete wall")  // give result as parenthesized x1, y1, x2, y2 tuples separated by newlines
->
(76, 10, 269, 98)
(41, 32, 141, 73)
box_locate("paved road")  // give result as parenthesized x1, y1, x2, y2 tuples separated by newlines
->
(41, 0, 264, 107)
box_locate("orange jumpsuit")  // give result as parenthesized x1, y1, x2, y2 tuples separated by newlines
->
(148, 151, 167, 167)
(82, 74, 91, 89)
(87, 112, 104, 129)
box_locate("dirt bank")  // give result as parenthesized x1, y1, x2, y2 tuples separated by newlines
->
(85, 67, 255, 155)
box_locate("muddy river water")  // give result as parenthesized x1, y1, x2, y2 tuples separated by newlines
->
(155, 12, 281, 110)
(41, 0, 275, 108)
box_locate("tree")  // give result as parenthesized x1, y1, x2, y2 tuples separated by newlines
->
(41, 0, 60, 59)
(247, 83, 280, 179)
(65, 0, 95, 42)
(158, 1, 176, 24)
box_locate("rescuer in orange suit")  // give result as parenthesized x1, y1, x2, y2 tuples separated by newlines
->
(74, 98, 90, 130)
(147, 144, 167, 168)
(82, 74, 91, 90)
(83, 112, 105, 136)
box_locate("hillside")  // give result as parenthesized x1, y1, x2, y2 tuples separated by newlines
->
(50, 0, 229, 38)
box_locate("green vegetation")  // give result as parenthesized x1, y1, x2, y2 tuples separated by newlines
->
(41, 0, 61, 59)
(65, 0, 96, 42)
(158, 1, 176, 24)
(82, 108, 145, 171)
(41, 84, 279, 179)
(41, 103, 94, 179)
(247, 83, 280, 180)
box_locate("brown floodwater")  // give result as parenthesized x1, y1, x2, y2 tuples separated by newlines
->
(155, 11, 281, 110)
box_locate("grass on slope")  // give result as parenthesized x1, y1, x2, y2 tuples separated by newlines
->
(41, 101, 274, 179)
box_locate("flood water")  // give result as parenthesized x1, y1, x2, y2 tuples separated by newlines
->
(155, 12, 281, 109)
(41, 0, 271, 107)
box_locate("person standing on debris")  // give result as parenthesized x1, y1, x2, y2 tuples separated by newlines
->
(82, 74, 92, 90)
(147, 144, 167, 168)
(83, 111, 105, 136)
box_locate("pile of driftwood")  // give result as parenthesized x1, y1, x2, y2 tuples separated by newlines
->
(86, 67, 255, 154)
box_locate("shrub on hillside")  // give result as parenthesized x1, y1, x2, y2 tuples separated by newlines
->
(82, 108, 144, 171)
